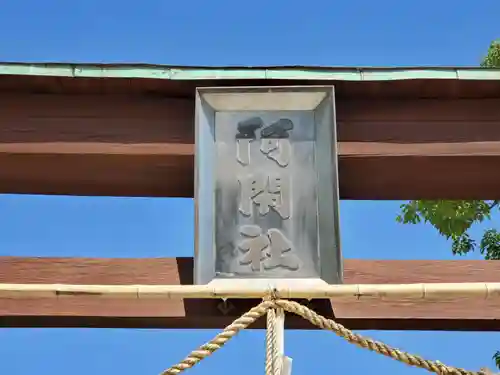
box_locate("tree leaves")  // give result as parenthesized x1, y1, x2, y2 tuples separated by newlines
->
(397, 200, 495, 237)
(397, 200, 500, 258)
(481, 40, 500, 68)
(494, 351, 500, 369)
(480, 229, 500, 260)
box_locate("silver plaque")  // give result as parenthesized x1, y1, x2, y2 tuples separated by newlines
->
(194, 86, 342, 288)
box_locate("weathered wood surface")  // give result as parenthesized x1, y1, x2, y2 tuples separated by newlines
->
(1, 257, 500, 331)
(1, 94, 500, 199)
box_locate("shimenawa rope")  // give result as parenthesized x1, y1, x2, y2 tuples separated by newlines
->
(160, 298, 487, 375)
(265, 306, 280, 375)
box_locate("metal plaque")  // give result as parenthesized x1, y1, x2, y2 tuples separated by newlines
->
(194, 86, 342, 287)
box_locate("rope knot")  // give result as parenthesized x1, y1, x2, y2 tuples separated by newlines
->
(264, 287, 280, 302)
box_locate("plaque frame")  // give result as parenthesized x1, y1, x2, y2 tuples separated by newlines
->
(194, 86, 342, 288)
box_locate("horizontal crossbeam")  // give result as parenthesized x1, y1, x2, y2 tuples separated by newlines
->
(1, 257, 500, 331)
(2, 94, 500, 199)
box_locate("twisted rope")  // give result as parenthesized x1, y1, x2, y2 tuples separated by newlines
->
(160, 299, 487, 375)
(276, 299, 484, 375)
(159, 300, 272, 375)
(265, 307, 281, 375)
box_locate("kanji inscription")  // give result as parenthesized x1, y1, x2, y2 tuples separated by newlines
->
(235, 116, 299, 273)
(238, 174, 290, 219)
(238, 225, 299, 271)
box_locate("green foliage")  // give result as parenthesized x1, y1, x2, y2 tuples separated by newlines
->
(494, 351, 500, 369)
(396, 200, 500, 259)
(481, 39, 500, 68)
(397, 40, 500, 369)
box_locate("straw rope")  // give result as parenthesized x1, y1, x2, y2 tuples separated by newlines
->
(265, 307, 280, 375)
(159, 300, 273, 375)
(160, 298, 487, 375)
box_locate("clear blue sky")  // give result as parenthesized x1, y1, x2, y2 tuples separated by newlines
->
(1, 0, 499, 374)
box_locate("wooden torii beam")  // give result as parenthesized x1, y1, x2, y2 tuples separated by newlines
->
(1, 257, 500, 331)
(1, 63, 500, 331)
(1, 95, 500, 199)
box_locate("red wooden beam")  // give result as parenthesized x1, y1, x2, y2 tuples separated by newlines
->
(1, 257, 500, 331)
(1, 94, 500, 199)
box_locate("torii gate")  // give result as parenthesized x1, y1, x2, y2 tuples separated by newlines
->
(1, 63, 500, 374)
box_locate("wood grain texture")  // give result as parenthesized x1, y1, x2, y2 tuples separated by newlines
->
(1, 94, 500, 199)
(1, 257, 500, 331)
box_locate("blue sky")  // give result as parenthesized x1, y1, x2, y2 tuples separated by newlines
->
(0, 0, 499, 374)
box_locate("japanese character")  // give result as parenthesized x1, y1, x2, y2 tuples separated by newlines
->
(238, 226, 300, 272)
(238, 173, 290, 219)
(238, 225, 269, 271)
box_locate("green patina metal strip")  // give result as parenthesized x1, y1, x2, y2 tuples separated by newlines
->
(73, 65, 172, 79)
(361, 69, 458, 80)
(456, 69, 500, 80)
(265, 69, 363, 81)
(0, 63, 499, 81)
(0, 64, 75, 77)
(169, 68, 267, 80)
